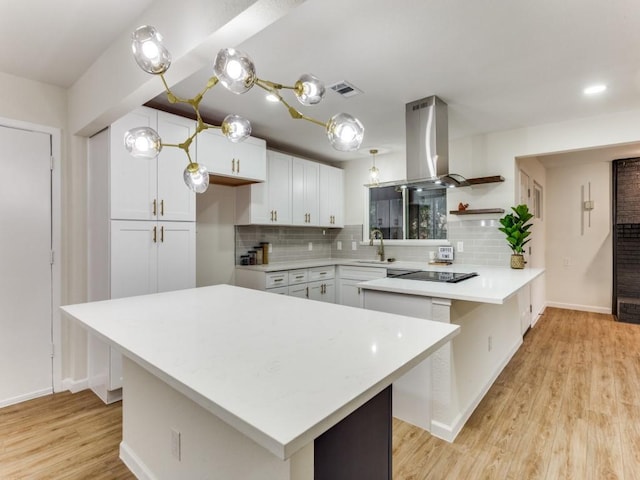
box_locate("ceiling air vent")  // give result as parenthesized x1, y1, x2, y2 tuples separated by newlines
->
(328, 80, 363, 98)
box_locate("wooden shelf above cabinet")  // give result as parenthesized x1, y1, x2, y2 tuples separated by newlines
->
(449, 208, 505, 215)
(466, 175, 505, 185)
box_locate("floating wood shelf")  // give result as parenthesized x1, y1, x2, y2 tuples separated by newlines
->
(449, 208, 505, 215)
(466, 175, 505, 185)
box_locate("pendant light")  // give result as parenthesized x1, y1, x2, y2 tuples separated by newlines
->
(126, 25, 365, 193)
(369, 149, 380, 185)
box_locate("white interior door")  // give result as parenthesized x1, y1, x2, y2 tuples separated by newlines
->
(0, 126, 53, 406)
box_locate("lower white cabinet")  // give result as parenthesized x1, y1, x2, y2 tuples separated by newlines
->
(88, 220, 195, 404)
(337, 266, 387, 307)
(236, 265, 335, 303)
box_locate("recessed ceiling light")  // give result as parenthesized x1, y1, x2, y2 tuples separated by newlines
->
(583, 84, 607, 95)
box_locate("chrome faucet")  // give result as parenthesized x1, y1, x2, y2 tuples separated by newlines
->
(369, 229, 385, 262)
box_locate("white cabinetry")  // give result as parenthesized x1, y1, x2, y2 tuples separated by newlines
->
(236, 150, 291, 225)
(236, 150, 344, 227)
(291, 157, 319, 226)
(319, 164, 344, 227)
(337, 266, 387, 307)
(196, 128, 266, 184)
(88, 107, 196, 404)
(235, 265, 335, 303)
(109, 107, 196, 222)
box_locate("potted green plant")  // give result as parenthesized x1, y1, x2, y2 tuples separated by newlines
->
(498, 204, 534, 269)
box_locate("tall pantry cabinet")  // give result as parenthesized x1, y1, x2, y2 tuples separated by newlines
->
(87, 106, 196, 403)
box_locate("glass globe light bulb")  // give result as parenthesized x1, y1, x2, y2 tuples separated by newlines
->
(221, 114, 251, 143)
(370, 166, 379, 179)
(213, 48, 256, 94)
(294, 74, 325, 105)
(131, 25, 171, 74)
(124, 127, 162, 159)
(183, 163, 209, 193)
(326, 113, 365, 151)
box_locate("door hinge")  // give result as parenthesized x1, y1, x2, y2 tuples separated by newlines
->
(530, 304, 533, 313)
(50, 156, 55, 171)
(528, 246, 532, 255)
(528, 188, 531, 198)
(50, 343, 55, 358)
(50, 250, 55, 265)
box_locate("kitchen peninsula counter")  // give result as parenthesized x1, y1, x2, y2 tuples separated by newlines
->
(61, 285, 459, 480)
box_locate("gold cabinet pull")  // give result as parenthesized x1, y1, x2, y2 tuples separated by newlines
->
(152, 199, 157, 216)
(160, 226, 164, 243)
(270, 210, 274, 221)
(275, 210, 278, 222)
(237, 158, 240, 173)
(305, 286, 309, 298)
(153, 226, 157, 243)
(232, 158, 236, 173)
(160, 199, 164, 216)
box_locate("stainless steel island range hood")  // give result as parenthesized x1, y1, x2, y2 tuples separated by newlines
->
(375, 95, 469, 189)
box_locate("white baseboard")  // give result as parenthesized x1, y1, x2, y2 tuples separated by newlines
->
(120, 441, 158, 480)
(430, 337, 523, 443)
(62, 377, 89, 393)
(0, 388, 53, 408)
(545, 301, 611, 315)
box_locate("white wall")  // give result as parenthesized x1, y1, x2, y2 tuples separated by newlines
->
(196, 185, 237, 286)
(545, 160, 612, 312)
(343, 108, 640, 311)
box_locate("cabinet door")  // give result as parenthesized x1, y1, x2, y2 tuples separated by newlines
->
(110, 220, 158, 298)
(338, 278, 364, 307)
(292, 157, 319, 226)
(196, 129, 235, 177)
(319, 165, 344, 227)
(110, 107, 158, 220)
(288, 284, 309, 298)
(309, 280, 335, 303)
(156, 112, 196, 221)
(268, 151, 292, 224)
(157, 221, 196, 293)
(234, 137, 267, 182)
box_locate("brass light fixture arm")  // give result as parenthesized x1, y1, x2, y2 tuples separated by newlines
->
(254, 78, 328, 128)
(158, 74, 223, 166)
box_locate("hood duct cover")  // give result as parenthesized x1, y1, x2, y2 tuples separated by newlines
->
(405, 95, 468, 188)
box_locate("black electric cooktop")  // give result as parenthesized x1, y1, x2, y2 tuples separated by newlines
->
(387, 270, 479, 283)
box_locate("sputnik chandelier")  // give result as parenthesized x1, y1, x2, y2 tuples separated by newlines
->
(124, 25, 365, 193)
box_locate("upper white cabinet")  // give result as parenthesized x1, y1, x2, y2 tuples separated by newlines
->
(319, 164, 344, 228)
(196, 128, 266, 184)
(236, 150, 344, 227)
(291, 156, 319, 226)
(236, 150, 292, 225)
(109, 107, 196, 222)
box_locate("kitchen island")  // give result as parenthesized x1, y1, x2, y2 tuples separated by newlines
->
(61, 285, 459, 480)
(360, 265, 544, 442)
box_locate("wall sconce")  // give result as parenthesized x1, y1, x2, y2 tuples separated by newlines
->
(369, 148, 380, 185)
(125, 25, 365, 193)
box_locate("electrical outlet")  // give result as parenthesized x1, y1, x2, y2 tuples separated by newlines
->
(352, 241, 357, 251)
(171, 429, 181, 461)
(488, 336, 493, 352)
(308, 242, 313, 251)
(337, 241, 342, 251)
(457, 241, 464, 253)
(563, 257, 570, 267)
(268, 243, 273, 253)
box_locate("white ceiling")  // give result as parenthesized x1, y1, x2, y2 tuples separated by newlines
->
(2, 0, 640, 164)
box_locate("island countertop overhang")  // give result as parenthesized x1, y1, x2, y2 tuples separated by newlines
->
(61, 284, 459, 460)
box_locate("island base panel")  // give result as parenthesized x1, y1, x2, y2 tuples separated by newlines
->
(314, 386, 391, 480)
(120, 358, 313, 480)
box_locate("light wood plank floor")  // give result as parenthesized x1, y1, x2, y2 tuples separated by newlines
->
(1, 308, 639, 479)
(394, 307, 640, 479)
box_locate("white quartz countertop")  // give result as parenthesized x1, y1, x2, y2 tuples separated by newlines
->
(61, 285, 458, 460)
(359, 266, 544, 304)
